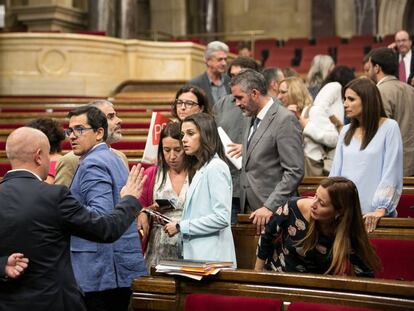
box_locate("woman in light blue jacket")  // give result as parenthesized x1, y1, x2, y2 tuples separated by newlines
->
(164, 113, 237, 267)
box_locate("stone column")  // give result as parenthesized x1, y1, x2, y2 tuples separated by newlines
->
(118, 0, 138, 39)
(87, 0, 116, 36)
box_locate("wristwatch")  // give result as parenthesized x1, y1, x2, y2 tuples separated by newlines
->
(175, 222, 180, 232)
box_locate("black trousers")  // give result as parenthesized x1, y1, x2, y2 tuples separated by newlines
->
(84, 287, 131, 311)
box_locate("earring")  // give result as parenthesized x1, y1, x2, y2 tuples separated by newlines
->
(335, 214, 340, 221)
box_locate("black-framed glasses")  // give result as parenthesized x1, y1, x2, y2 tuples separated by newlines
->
(64, 126, 94, 137)
(174, 99, 199, 109)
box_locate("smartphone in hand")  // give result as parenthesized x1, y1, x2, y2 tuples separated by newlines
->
(155, 199, 175, 213)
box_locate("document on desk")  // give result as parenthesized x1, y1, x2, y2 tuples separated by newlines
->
(218, 127, 242, 170)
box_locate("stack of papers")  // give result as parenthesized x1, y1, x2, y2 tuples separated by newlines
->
(155, 259, 233, 280)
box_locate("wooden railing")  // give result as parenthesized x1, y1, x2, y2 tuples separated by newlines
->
(131, 269, 414, 310)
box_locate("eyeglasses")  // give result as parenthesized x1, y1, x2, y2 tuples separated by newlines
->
(64, 126, 94, 137)
(174, 99, 199, 109)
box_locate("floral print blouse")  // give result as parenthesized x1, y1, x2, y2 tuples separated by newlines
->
(257, 198, 374, 277)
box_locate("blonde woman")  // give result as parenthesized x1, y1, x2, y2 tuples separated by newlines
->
(277, 76, 313, 129)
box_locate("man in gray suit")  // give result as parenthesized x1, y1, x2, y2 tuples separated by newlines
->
(230, 69, 304, 234)
(214, 57, 261, 224)
(367, 47, 414, 176)
(187, 41, 230, 106)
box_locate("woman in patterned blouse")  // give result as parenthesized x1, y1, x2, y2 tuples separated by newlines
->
(255, 176, 381, 276)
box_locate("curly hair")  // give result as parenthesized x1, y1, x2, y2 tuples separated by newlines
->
(26, 118, 65, 153)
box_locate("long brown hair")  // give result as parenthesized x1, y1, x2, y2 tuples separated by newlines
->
(343, 78, 387, 150)
(157, 122, 191, 187)
(301, 176, 381, 275)
(182, 113, 227, 172)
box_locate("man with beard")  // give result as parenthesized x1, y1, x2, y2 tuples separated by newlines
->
(55, 100, 127, 187)
(230, 69, 304, 234)
(367, 47, 414, 176)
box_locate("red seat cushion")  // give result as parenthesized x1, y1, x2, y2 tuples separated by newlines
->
(396, 194, 414, 217)
(185, 294, 282, 311)
(288, 302, 376, 311)
(370, 238, 414, 280)
(0, 162, 11, 176)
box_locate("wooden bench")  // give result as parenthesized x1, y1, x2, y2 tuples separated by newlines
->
(130, 269, 414, 310)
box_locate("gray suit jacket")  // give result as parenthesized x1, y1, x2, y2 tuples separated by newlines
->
(240, 101, 304, 213)
(377, 75, 414, 176)
(214, 94, 246, 198)
(188, 72, 231, 106)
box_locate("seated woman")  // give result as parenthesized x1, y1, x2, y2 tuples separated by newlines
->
(330, 78, 403, 232)
(164, 113, 237, 267)
(255, 176, 381, 277)
(138, 122, 191, 269)
(26, 117, 65, 184)
(171, 85, 212, 122)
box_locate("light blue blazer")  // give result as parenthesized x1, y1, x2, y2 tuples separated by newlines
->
(70, 143, 147, 292)
(180, 155, 237, 267)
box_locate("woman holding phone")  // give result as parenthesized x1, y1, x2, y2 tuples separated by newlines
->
(164, 113, 237, 267)
(138, 122, 191, 269)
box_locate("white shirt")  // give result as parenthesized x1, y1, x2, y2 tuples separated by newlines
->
(248, 97, 273, 140)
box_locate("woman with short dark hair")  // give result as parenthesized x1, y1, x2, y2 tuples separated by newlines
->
(171, 85, 212, 121)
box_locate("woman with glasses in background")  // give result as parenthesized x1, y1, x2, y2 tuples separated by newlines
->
(171, 85, 212, 122)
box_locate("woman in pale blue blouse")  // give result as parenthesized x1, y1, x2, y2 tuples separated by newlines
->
(330, 78, 403, 233)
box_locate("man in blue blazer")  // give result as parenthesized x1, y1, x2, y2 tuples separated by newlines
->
(230, 69, 304, 234)
(67, 106, 147, 311)
(0, 127, 146, 311)
(187, 41, 231, 106)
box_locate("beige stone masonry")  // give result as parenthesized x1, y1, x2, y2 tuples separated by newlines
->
(0, 33, 206, 97)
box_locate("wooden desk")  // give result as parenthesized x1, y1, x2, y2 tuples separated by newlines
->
(131, 270, 414, 310)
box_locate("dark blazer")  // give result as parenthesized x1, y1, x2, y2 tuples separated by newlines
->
(240, 100, 304, 213)
(0, 170, 141, 311)
(187, 72, 231, 106)
(0, 256, 7, 280)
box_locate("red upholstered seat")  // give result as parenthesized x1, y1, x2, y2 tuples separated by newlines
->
(185, 293, 282, 311)
(0, 162, 11, 176)
(396, 194, 414, 217)
(370, 238, 414, 281)
(288, 302, 376, 311)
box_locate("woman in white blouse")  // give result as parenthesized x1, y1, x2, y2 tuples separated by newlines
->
(302, 66, 355, 176)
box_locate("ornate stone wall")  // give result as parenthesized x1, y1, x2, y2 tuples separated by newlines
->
(0, 33, 205, 96)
